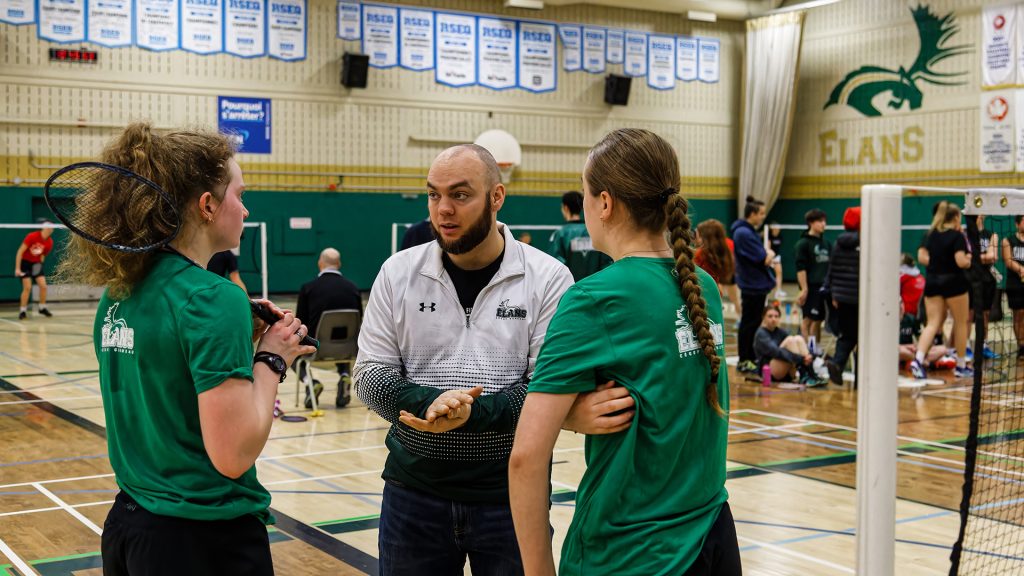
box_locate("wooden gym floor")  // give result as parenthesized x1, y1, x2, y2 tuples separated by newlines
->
(0, 296, 1020, 575)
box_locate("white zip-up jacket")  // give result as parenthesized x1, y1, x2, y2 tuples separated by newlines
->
(355, 223, 573, 502)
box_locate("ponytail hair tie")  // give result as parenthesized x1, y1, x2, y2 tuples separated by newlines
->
(660, 187, 676, 202)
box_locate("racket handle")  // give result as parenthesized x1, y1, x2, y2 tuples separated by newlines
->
(250, 300, 320, 349)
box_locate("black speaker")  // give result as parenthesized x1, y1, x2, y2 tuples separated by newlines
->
(604, 74, 631, 106)
(342, 53, 369, 88)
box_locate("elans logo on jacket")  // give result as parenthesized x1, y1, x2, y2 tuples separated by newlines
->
(496, 299, 527, 320)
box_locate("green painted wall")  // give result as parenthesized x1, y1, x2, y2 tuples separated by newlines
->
(0, 187, 734, 301)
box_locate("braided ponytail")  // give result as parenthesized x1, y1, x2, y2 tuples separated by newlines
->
(667, 192, 724, 416)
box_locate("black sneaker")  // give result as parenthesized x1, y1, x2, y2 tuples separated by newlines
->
(336, 374, 352, 408)
(737, 360, 759, 374)
(18, 311, 26, 320)
(304, 379, 324, 410)
(38, 308, 52, 317)
(826, 361, 844, 386)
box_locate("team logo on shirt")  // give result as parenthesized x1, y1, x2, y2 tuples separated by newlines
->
(813, 244, 830, 264)
(496, 299, 527, 320)
(675, 306, 726, 357)
(100, 303, 135, 354)
(419, 302, 436, 312)
(570, 236, 594, 255)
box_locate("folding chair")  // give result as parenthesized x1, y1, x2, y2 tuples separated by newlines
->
(294, 309, 361, 416)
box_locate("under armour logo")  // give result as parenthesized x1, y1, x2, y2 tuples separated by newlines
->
(419, 302, 436, 312)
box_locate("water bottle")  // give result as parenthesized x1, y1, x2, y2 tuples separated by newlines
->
(808, 335, 817, 356)
(762, 364, 772, 388)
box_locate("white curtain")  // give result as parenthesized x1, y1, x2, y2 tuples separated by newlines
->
(738, 12, 804, 214)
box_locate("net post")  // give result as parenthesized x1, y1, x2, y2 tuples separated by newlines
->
(856, 184, 901, 576)
(260, 222, 268, 300)
(391, 223, 399, 255)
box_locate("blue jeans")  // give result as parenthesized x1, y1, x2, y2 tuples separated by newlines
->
(379, 481, 523, 576)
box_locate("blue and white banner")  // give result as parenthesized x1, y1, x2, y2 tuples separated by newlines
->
(606, 28, 623, 64)
(582, 26, 605, 73)
(478, 17, 516, 90)
(136, 0, 179, 50)
(362, 4, 397, 67)
(435, 12, 475, 86)
(0, 0, 33, 25)
(268, 0, 305, 60)
(38, 0, 85, 43)
(624, 30, 646, 77)
(698, 37, 719, 83)
(219, 96, 271, 154)
(558, 24, 580, 71)
(647, 34, 674, 90)
(336, 0, 358, 40)
(180, 0, 222, 54)
(225, 0, 264, 56)
(676, 35, 697, 81)
(517, 20, 555, 93)
(399, 8, 432, 70)
(88, 0, 133, 47)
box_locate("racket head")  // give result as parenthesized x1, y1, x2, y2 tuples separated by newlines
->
(44, 161, 181, 253)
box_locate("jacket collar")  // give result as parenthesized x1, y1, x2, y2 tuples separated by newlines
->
(420, 221, 525, 281)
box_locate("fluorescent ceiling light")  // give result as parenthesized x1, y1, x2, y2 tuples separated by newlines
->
(504, 0, 544, 9)
(687, 9, 717, 22)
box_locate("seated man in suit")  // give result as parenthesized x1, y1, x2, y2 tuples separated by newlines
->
(296, 247, 362, 408)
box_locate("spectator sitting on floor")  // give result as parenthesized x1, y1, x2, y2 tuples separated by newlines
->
(899, 300, 950, 370)
(899, 253, 925, 318)
(754, 305, 826, 387)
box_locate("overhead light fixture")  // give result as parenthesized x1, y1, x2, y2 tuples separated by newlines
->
(504, 0, 544, 9)
(687, 10, 717, 22)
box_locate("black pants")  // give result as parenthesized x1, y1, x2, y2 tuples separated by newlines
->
(684, 502, 742, 576)
(833, 302, 859, 368)
(102, 491, 274, 576)
(739, 292, 768, 363)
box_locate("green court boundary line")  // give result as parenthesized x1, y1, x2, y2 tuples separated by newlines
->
(0, 370, 98, 379)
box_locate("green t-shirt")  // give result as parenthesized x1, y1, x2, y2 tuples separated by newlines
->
(548, 222, 612, 282)
(95, 252, 271, 522)
(529, 258, 730, 576)
(794, 232, 832, 285)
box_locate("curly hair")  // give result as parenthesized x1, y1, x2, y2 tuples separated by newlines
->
(56, 122, 235, 298)
(585, 128, 724, 416)
(696, 219, 734, 284)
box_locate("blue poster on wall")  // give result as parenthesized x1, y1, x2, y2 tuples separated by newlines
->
(218, 96, 272, 154)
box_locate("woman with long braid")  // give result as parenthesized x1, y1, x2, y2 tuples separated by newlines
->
(509, 129, 737, 576)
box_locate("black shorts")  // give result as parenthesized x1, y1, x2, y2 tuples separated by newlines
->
(19, 260, 43, 279)
(924, 273, 968, 299)
(802, 283, 826, 321)
(1008, 288, 1024, 310)
(968, 274, 996, 312)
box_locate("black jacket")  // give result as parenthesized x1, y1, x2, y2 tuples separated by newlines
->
(826, 231, 860, 305)
(296, 270, 362, 339)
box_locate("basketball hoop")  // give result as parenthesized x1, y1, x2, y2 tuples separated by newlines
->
(497, 162, 515, 184)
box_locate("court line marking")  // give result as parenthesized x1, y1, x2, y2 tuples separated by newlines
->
(0, 500, 112, 519)
(0, 395, 96, 406)
(736, 534, 854, 573)
(32, 482, 103, 535)
(0, 534, 40, 576)
(0, 351, 100, 396)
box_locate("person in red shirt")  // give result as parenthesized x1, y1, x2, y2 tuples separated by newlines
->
(14, 223, 55, 319)
(694, 218, 740, 314)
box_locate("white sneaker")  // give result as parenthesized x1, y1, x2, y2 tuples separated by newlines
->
(812, 357, 829, 380)
(775, 289, 788, 299)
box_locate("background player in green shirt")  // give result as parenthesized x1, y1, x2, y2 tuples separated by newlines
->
(58, 124, 316, 575)
(509, 128, 738, 576)
(548, 191, 612, 281)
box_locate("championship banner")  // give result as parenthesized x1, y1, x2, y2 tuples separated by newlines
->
(136, 0, 179, 50)
(647, 34, 674, 90)
(559, 25, 580, 71)
(337, 0, 359, 40)
(1015, 90, 1024, 172)
(981, 91, 1014, 173)
(38, 0, 85, 43)
(399, 8, 433, 70)
(0, 0, 33, 24)
(623, 30, 647, 77)
(983, 4, 1015, 88)
(676, 35, 697, 81)
(582, 26, 606, 73)
(518, 20, 556, 93)
(181, 0, 223, 54)
(606, 28, 623, 64)
(225, 0, 265, 57)
(478, 17, 516, 90)
(435, 12, 476, 86)
(268, 0, 305, 60)
(698, 37, 720, 83)
(362, 4, 397, 67)
(88, 0, 133, 47)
